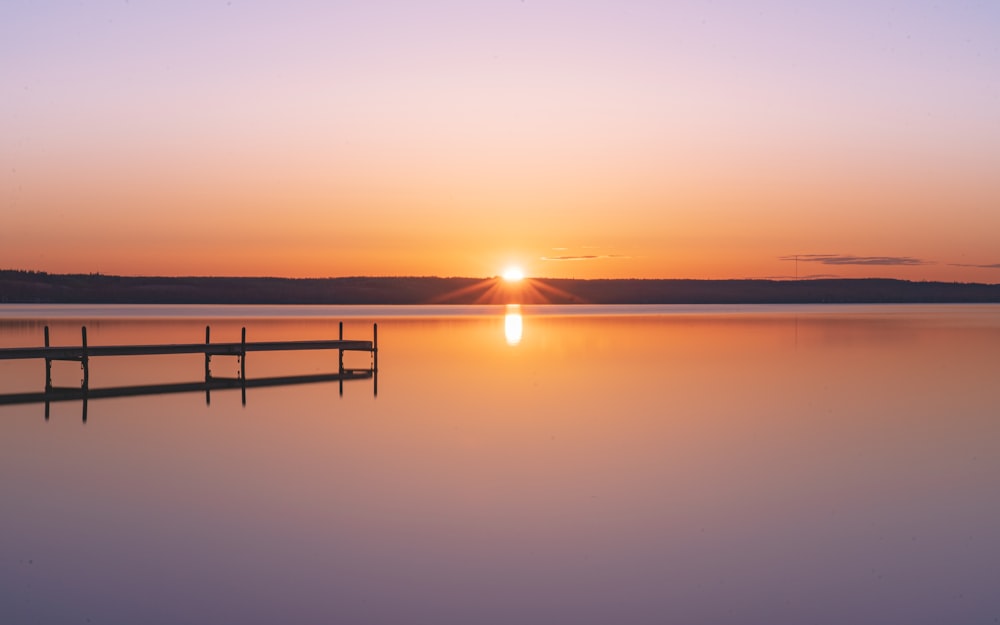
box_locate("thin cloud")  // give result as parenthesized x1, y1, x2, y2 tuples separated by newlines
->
(950, 262, 1000, 269)
(760, 273, 841, 280)
(540, 254, 631, 262)
(779, 254, 929, 266)
(778, 254, 838, 260)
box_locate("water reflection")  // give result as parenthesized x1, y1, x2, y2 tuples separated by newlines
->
(504, 304, 523, 346)
(5, 306, 1000, 624)
(0, 369, 376, 419)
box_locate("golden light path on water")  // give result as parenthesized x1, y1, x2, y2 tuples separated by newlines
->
(504, 304, 523, 346)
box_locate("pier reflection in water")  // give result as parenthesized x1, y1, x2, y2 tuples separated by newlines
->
(0, 369, 377, 423)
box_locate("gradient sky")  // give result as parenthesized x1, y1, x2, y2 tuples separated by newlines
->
(2, 1, 999, 280)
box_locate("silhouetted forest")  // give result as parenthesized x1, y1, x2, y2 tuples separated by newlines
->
(2, 270, 1000, 304)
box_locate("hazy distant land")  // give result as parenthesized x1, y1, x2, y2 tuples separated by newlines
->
(3, 270, 1000, 305)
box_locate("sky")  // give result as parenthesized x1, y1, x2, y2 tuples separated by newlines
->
(2, 0, 999, 280)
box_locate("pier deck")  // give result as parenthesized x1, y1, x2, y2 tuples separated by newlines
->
(0, 338, 374, 361)
(0, 323, 379, 405)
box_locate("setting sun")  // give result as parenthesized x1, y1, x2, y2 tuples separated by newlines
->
(502, 267, 525, 282)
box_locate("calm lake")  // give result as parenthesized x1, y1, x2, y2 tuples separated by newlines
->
(2, 304, 999, 624)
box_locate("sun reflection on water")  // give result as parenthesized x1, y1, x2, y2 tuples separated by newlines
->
(504, 304, 523, 346)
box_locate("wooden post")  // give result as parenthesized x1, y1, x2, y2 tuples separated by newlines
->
(44, 326, 52, 391)
(338, 321, 344, 373)
(240, 327, 246, 380)
(338, 320, 345, 397)
(204, 325, 211, 381)
(204, 325, 212, 405)
(373, 322, 378, 397)
(81, 326, 89, 388)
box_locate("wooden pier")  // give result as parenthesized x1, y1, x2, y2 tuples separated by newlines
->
(0, 323, 378, 419)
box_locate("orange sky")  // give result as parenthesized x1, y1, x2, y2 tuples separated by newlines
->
(2, 2, 999, 281)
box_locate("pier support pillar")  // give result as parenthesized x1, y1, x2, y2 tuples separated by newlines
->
(44, 326, 52, 392)
(81, 326, 89, 388)
(338, 322, 344, 374)
(204, 326, 212, 381)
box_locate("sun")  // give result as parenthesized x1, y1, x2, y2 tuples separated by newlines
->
(501, 266, 525, 282)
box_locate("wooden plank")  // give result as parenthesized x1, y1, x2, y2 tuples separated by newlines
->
(0, 346, 86, 360)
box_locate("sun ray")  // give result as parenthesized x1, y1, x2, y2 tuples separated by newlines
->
(427, 278, 498, 304)
(427, 276, 586, 305)
(523, 279, 588, 304)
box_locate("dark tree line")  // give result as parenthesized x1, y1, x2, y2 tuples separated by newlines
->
(2, 270, 1000, 304)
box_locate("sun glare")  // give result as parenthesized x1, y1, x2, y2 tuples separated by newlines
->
(502, 266, 525, 282)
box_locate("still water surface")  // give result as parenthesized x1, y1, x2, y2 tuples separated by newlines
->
(2, 304, 999, 624)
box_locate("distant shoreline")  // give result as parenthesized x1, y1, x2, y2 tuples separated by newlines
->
(2, 270, 1000, 305)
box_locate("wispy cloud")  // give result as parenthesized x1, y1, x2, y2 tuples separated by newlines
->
(759, 273, 842, 280)
(949, 262, 1000, 269)
(779, 254, 929, 266)
(540, 254, 631, 262)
